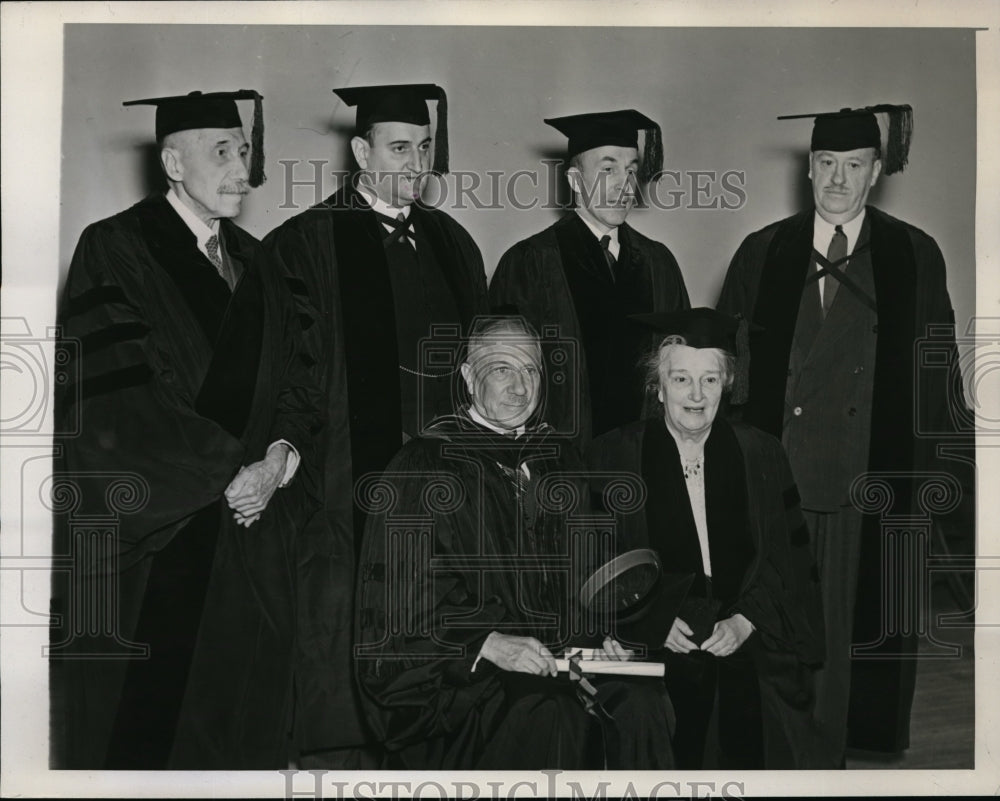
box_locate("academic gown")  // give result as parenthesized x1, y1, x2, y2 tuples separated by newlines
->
(587, 417, 826, 768)
(716, 206, 971, 753)
(50, 193, 322, 769)
(354, 412, 675, 770)
(263, 187, 488, 752)
(490, 214, 689, 450)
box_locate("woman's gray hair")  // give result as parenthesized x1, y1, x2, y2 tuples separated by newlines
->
(640, 336, 735, 409)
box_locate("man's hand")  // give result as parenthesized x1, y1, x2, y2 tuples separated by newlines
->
(601, 636, 634, 661)
(224, 444, 289, 528)
(701, 613, 754, 657)
(479, 632, 557, 676)
(665, 617, 698, 653)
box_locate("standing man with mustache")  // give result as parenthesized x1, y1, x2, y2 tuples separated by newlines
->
(716, 105, 968, 767)
(51, 90, 321, 768)
(264, 83, 487, 768)
(490, 110, 689, 452)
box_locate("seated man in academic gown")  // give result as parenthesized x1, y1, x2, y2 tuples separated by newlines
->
(264, 84, 487, 766)
(355, 316, 675, 770)
(491, 109, 689, 452)
(50, 91, 321, 768)
(588, 309, 826, 769)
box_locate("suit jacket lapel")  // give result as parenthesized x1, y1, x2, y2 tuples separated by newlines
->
(219, 224, 245, 288)
(805, 218, 875, 359)
(744, 211, 814, 437)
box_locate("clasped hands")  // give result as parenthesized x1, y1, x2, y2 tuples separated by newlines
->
(224, 444, 289, 528)
(665, 613, 754, 657)
(479, 632, 632, 676)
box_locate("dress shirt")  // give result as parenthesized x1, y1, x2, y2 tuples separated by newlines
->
(665, 426, 712, 578)
(575, 210, 621, 260)
(357, 185, 416, 249)
(813, 209, 866, 307)
(166, 188, 299, 487)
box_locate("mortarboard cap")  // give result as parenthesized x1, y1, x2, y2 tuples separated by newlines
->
(631, 307, 755, 405)
(333, 83, 450, 174)
(545, 109, 663, 183)
(123, 90, 266, 187)
(579, 548, 695, 652)
(778, 103, 914, 175)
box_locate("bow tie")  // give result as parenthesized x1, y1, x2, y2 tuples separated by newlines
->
(374, 211, 415, 249)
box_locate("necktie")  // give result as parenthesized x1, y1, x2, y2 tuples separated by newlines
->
(600, 234, 617, 283)
(206, 234, 224, 273)
(206, 234, 235, 289)
(823, 224, 847, 316)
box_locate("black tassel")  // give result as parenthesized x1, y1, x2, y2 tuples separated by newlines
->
(248, 91, 266, 187)
(640, 123, 663, 184)
(432, 85, 449, 175)
(867, 103, 912, 175)
(732, 313, 751, 406)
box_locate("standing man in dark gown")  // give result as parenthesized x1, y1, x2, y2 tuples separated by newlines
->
(51, 90, 321, 769)
(716, 104, 969, 765)
(490, 109, 689, 451)
(264, 83, 488, 767)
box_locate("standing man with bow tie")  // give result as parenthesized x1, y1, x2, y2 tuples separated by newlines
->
(490, 109, 689, 452)
(264, 83, 488, 768)
(51, 90, 322, 768)
(716, 104, 968, 766)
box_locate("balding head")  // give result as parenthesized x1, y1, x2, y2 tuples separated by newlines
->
(461, 317, 543, 430)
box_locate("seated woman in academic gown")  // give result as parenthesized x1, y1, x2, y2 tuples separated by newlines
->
(587, 308, 826, 769)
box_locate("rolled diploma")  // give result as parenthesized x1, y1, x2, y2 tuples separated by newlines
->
(554, 659, 665, 677)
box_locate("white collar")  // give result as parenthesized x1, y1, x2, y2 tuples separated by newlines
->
(358, 185, 412, 220)
(166, 187, 218, 249)
(467, 405, 525, 438)
(814, 208, 866, 255)
(575, 209, 619, 250)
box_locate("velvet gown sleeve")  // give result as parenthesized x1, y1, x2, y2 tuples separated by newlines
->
(260, 244, 324, 468)
(490, 239, 554, 324)
(715, 227, 774, 318)
(446, 213, 490, 317)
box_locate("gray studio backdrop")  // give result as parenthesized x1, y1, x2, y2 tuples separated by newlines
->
(60, 25, 976, 332)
